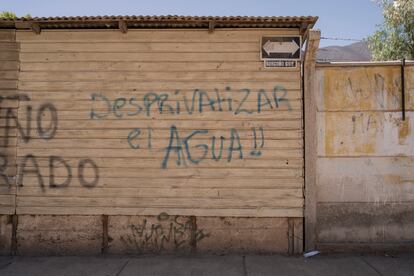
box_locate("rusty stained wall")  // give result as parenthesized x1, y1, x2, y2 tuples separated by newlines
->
(315, 65, 414, 251)
(0, 28, 305, 255)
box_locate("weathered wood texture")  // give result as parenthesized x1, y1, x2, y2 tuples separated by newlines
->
(8, 29, 303, 217)
(315, 64, 414, 250)
(303, 30, 320, 251)
(0, 30, 18, 215)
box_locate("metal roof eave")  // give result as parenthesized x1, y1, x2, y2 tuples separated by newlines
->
(0, 15, 318, 35)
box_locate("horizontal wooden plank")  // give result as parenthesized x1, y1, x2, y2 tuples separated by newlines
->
(20, 61, 298, 72)
(18, 81, 301, 91)
(11, 109, 302, 121)
(0, 80, 17, 90)
(16, 172, 302, 184)
(16, 100, 302, 112)
(16, 148, 302, 159)
(16, 89, 301, 104)
(16, 165, 302, 179)
(16, 29, 300, 42)
(0, 90, 20, 97)
(0, 206, 15, 215)
(14, 108, 301, 117)
(0, 147, 15, 158)
(16, 176, 303, 189)
(9, 119, 302, 130)
(15, 156, 303, 169)
(0, 194, 15, 206)
(14, 89, 301, 100)
(16, 137, 302, 149)
(14, 155, 303, 168)
(16, 196, 303, 208)
(1, 166, 16, 177)
(0, 183, 16, 193)
(0, 165, 16, 179)
(17, 187, 303, 199)
(0, 30, 15, 42)
(20, 42, 262, 53)
(18, 162, 303, 177)
(0, 129, 17, 138)
(0, 61, 19, 71)
(0, 51, 19, 61)
(0, 71, 18, 80)
(0, 42, 18, 51)
(19, 52, 270, 62)
(18, 70, 299, 82)
(0, 142, 17, 156)
(9, 129, 303, 140)
(3, 145, 17, 158)
(3, 130, 302, 141)
(2, 178, 13, 192)
(33, 102, 303, 113)
(1, 144, 16, 156)
(0, 142, 17, 154)
(15, 206, 303, 217)
(0, 100, 19, 108)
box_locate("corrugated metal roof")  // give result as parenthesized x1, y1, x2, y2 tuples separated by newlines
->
(0, 15, 318, 31)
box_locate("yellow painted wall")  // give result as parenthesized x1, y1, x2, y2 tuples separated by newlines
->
(315, 64, 414, 247)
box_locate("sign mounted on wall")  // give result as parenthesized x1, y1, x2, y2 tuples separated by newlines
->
(264, 60, 297, 68)
(261, 36, 301, 67)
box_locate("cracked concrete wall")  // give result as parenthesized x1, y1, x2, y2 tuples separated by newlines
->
(315, 64, 414, 251)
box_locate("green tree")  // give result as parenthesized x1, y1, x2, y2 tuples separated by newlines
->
(0, 11, 31, 19)
(0, 11, 17, 19)
(367, 0, 414, 60)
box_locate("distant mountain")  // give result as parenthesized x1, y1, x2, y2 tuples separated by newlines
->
(317, 41, 371, 62)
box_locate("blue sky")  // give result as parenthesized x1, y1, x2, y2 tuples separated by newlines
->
(1, 0, 383, 47)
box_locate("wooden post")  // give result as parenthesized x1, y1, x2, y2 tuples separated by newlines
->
(208, 21, 215, 33)
(11, 215, 18, 255)
(190, 216, 197, 254)
(288, 217, 304, 254)
(31, 23, 41, 35)
(303, 29, 321, 251)
(101, 215, 108, 254)
(118, 20, 128, 34)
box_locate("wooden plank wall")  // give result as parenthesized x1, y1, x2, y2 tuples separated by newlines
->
(11, 29, 304, 217)
(315, 64, 414, 249)
(0, 30, 19, 214)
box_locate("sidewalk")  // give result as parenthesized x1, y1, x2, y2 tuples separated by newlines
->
(0, 253, 413, 276)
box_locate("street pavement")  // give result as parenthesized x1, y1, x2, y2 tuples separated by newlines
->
(0, 253, 413, 276)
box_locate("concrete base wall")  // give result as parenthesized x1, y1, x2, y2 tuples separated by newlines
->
(316, 203, 414, 252)
(197, 217, 291, 254)
(0, 215, 12, 255)
(0, 215, 302, 256)
(16, 215, 103, 255)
